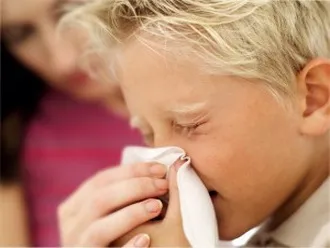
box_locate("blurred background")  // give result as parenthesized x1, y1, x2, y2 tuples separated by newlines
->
(1, 0, 142, 246)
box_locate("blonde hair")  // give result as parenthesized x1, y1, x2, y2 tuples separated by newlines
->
(61, 0, 330, 97)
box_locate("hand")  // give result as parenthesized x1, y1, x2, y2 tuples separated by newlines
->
(57, 163, 169, 247)
(113, 164, 190, 247)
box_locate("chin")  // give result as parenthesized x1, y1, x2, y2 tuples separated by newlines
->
(70, 89, 102, 102)
(217, 216, 255, 241)
(211, 194, 260, 241)
(218, 227, 245, 241)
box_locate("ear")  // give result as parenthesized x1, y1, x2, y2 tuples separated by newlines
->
(298, 58, 330, 136)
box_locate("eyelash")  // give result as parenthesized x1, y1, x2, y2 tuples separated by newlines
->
(4, 27, 35, 45)
(4, 8, 66, 46)
(172, 121, 204, 136)
(141, 121, 205, 146)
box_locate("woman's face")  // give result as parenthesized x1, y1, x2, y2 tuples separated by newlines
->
(119, 40, 316, 239)
(1, 0, 117, 102)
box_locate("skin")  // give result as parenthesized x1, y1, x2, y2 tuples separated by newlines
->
(115, 39, 329, 241)
(0, 184, 29, 246)
(58, 36, 329, 246)
(58, 162, 169, 247)
(1, 0, 127, 116)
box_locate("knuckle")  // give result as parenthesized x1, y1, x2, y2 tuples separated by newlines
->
(81, 224, 102, 246)
(130, 162, 152, 177)
(134, 177, 154, 195)
(90, 193, 107, 213)
(89, 171, 106, 188)
(125, 205, 146, 226)
(88, 167, 116, 188)
(130, 163, 144, 177)
(124, 213, 137, 228)
(57, 201, 69, 220)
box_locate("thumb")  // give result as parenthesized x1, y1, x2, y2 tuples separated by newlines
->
(164, 159, 184, 223)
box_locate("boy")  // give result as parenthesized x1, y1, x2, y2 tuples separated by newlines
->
(59, 1, 329, 246)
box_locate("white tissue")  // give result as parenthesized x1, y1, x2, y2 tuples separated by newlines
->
(121, 146, 219, 248)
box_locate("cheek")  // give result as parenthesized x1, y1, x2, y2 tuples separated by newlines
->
(13, 44, 51, 79)
(187, 115, 298, 202)
(188, 137, 258, 195)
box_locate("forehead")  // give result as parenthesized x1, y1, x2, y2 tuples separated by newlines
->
(119, 39, 216, 115)
(2, 0, 56, 23)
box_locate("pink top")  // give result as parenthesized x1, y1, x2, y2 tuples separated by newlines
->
(21, 90, 142, 247)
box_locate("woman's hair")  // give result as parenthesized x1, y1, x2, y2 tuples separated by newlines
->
(62, 0, 330, 98)
(1, 41, 46, 184)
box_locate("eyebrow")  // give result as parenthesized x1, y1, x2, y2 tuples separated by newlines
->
(52, 0, 67, 13)
(54, 0, 88, 13)
(1, 24, 26, 32)
(130, 116, 152, 134)
(165, 102, 207, 116)
(129, 102, 208, 130)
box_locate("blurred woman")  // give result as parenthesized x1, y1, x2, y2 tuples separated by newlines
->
(0, 0, 141, 246)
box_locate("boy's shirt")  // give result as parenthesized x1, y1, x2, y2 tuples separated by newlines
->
(247, 178, 329, 247)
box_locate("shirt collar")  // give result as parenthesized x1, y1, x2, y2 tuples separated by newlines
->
(269, 178, 330, 247)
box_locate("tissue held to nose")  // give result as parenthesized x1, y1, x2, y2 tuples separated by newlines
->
(151, 158, 186, 221)
(121, 146, 219, 248)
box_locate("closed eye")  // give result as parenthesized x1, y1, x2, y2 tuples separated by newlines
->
(2, 25, 35, 45)
(172, 121, 206, 136)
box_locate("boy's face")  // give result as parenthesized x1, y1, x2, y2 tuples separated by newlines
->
(118, 41, 314, 239)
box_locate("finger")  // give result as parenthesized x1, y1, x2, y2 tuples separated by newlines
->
(122, 234, 150, 248)
(87, 162, 167, 188)
(67, 177, 168, 239)
(164, 160, 184, 222)
(79, 199, 163, 247)
(59, 163, 167, 217)
(80, 177, 169, 219)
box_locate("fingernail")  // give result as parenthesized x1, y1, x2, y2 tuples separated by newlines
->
(153, 179, 169, 190)
(145, 199, 162, 213)
(134, 234, 150, 247)
(149, 163, 167, 177)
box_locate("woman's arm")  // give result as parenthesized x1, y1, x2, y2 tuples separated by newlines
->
(0, 183, 30, 246)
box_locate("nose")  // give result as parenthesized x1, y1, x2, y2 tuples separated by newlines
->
(154, 134, 192, 165)
(154, 132, 185, 150)
(43, 30, 77, 77)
